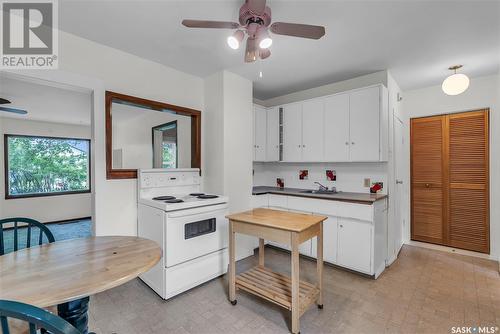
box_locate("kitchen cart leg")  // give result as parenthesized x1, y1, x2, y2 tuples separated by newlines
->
(317, 222, 324, 308)
(258, 238, 265, 267)
(228, 220, 236, 305)
(291, 232, 300, 334)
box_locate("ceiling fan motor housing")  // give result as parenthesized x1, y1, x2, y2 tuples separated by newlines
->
(239, 4, 271, 27)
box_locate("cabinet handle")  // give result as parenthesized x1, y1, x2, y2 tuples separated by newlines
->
(298, 145, 301, 148)
(345, 142, 349, 145)
(425, 183, 430, 188)
(339, 224, 343, 228)
(396, 180, 403, 184)
(351, 142, 355, 145)
(302, 145, 305, 148)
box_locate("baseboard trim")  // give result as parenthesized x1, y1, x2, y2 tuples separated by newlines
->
(405, 240, 497, 261)
(44, 216, 92, 225)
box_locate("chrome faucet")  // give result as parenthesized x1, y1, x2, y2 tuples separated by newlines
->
(314, 182, 328, 191)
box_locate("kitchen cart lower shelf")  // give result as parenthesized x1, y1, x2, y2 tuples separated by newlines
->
(236, 265, 320, 315)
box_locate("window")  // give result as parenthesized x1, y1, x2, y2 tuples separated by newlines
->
(5, 135, 91, 198)
(152, 121, 178, 169)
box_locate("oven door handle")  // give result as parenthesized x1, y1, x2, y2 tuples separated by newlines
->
(167, 203, 228, 218)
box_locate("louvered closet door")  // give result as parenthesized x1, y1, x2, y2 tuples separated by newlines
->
(411, 116, 447, 245)
(448, 110, 489, 253)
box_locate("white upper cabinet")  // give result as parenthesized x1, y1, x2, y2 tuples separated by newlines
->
(282, 103, 302, 162)
(266, 107, 280, 162)
(253, 84, 388, 163)
(349, 86, 381, 162)
(302, 99, 324, 161)
(324, 93, 350, 162)
(253, 105, 267, 161)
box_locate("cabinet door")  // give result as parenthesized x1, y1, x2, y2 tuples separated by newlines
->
(302, 99, 324, 161)
(282, 103, 302, 162)
(288, 209, 312, 256)
(254, 105, 267, 161)
(349, 86, 380, 161)
(312, 216, 338, 263)
(324, 94, 350, 161)
(266, 107, 280, 161)
(337, 218, 372, 274)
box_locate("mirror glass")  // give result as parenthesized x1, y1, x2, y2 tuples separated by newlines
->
(111, 101, 192, 170)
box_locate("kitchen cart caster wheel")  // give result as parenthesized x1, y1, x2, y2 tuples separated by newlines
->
(318, 304, 323, 309)
(230, 300, 237, 305)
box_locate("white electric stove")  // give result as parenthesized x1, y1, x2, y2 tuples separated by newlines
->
(137, 168, 229, 300)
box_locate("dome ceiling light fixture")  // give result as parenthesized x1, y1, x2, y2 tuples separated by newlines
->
(442, 65, 470, 96)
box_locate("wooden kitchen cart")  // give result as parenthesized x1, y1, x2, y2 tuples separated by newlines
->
(226, 208, 327, 334)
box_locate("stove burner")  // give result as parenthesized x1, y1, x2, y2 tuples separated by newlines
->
(197, 194, 219, 199)
(153, 196, 176, 201)
(189, 193, 205, 196)
(165, 199, 184, 203)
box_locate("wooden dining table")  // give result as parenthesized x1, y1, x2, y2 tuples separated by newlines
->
(0, 236, 161, 334)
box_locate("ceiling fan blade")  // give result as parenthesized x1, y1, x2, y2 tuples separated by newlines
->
(270, 22, 326, 39)
(182, 19, 239, 29)
(0, 97, 11, 104)
(247, 0, 266, 15)
(0, 106, 28, 115)
(245, 38, 258, 63)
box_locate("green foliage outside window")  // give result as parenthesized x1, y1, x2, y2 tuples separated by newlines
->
(6, 135, 90, 197)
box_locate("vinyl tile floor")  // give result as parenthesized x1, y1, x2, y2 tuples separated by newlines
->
(88, 245, 500, 334)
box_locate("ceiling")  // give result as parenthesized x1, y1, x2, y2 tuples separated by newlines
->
(0, 76, 91, 125)
(59, 0, 500, 100)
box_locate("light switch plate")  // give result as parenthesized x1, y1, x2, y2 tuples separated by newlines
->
(364, 178, 371, 187)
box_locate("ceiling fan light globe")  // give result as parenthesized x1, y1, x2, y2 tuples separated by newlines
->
(442, 73, 470, 96)
(259, 37, 272, 49)
(227, 36, 239, 49)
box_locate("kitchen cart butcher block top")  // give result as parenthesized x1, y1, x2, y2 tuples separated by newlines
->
(226, 208, 327, 232)
(252, 186, 387, 204)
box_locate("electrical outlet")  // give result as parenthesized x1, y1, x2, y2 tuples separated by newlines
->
(364, 178, 371, 187)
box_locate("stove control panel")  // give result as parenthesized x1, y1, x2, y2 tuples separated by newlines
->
(139, 169, 201, 189)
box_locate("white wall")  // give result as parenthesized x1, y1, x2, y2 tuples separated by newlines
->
(55, 31, 204, 236)
(259, 71, 388, 107)
(0, 118, 92, 222)
(112, 103, 191, 169)
(253, 162, 388, 194)
(402, 74, 499, 259)
(204, 70, 255, 260)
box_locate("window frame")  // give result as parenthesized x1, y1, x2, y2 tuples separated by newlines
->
(4, 134, 92, 199)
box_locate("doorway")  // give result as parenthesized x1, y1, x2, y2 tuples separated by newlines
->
(410, 109, 489, 253)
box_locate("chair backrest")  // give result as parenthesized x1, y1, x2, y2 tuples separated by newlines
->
(0, 300, 81, 334)
(0, 218, 55, 256)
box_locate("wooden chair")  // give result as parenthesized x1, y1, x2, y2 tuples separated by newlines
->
(0, 300, 81, 334)
(0, 218, 55, 256)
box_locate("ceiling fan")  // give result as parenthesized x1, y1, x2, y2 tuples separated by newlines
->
(182, 0, 326, 63)
(0, 98, 28, 115)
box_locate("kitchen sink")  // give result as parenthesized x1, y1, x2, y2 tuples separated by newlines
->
(300, 189, 338, 195)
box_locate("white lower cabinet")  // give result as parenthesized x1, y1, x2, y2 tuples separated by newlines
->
(337, 218, 372, 274)
(252, 194, 387, 278)
(311, 216, 338, 264)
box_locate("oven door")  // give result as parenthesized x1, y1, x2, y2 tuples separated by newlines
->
(165, 203, 228, 267)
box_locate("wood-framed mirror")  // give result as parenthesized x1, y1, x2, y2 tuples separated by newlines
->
(105, 91, 201, 179)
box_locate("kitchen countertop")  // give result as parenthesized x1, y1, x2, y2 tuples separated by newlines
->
(252, 186, 387, 204)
